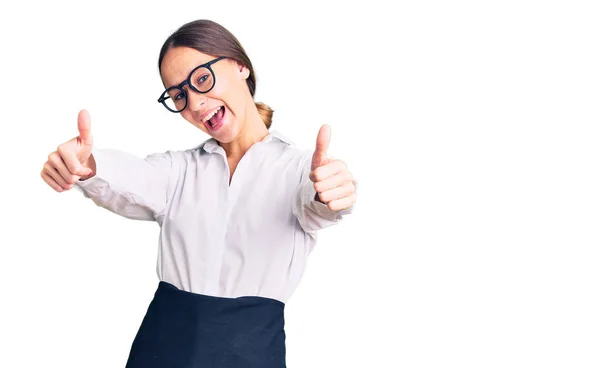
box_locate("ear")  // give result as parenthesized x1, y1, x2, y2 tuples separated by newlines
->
(237, 62, 250, 80)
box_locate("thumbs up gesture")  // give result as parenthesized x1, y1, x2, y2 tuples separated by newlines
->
(40, 109, 96, 192)
(309, 125, 357, 211)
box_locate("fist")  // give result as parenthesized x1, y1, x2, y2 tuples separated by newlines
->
(40, 109, 96, 192)
(309, 125, 357, 211)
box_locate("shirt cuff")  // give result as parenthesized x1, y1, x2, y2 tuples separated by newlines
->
(75, 147, 107, 194)
(299, 176, 346, 221)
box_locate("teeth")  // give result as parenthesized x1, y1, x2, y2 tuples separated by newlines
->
(202, 107, 222, 123)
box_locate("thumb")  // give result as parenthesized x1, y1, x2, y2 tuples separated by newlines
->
(311, 124, 331, 171)
(77, 109, 93, 147)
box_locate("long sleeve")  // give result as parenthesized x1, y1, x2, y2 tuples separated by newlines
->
(292, 151, 355, 236)
(75, 147, 177, 221)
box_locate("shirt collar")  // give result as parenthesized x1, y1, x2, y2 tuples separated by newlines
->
(200, 129, 294, 153)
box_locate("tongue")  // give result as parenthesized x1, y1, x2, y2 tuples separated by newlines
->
(209, 107, 224, 126)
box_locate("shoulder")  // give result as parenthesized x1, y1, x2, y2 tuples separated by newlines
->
(155, 137, 214, 161)
(267, 130, 311, 159)
(265, 130, 314, 177)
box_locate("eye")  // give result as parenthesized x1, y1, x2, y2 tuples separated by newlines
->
(197, 75, 209, 84)
(168, 89, 186, 101)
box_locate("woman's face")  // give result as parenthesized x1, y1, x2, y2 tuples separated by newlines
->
(160, 47, 251, 143)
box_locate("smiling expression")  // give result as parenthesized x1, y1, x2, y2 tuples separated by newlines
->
(159, 46, 253, 143)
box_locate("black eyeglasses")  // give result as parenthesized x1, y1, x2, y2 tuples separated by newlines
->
(158, 56, 227, 113)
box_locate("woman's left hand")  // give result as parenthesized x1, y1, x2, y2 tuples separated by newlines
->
(309, 125, 357, 212)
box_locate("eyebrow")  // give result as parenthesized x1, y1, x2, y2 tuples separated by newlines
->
(165, 75, 189, 90)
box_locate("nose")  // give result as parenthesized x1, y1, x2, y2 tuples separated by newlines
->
(187, 90, 206, 112)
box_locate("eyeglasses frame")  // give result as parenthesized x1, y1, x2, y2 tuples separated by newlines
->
(157, 56, 228, 113)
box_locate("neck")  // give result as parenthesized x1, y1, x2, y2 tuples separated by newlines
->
(220, 101, 269, 158)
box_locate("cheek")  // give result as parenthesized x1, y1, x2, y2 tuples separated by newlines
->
(214, 75, 246, 104)
(181, 110, 193, 122)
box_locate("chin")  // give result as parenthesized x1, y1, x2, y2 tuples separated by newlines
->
(216, 126, 240, 143)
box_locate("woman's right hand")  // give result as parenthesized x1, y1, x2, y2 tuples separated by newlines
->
(41, 109, 96, 192)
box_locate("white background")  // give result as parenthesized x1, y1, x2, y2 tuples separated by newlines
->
(1, 0, 599, 367)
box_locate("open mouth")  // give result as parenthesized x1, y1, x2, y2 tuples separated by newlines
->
(206, 106, 225, 129)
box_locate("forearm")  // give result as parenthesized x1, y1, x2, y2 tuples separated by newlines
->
(76, 147, 176, 221)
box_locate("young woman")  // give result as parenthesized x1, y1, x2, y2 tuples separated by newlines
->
(40, 19, 356, 367)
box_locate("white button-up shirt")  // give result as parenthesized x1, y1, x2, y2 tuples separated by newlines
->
(76, 130, 352, 302)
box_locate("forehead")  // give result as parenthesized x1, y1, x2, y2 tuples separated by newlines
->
(160, 47, 216, 87)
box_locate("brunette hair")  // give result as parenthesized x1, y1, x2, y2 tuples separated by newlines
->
(158, 19, 273, 128)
